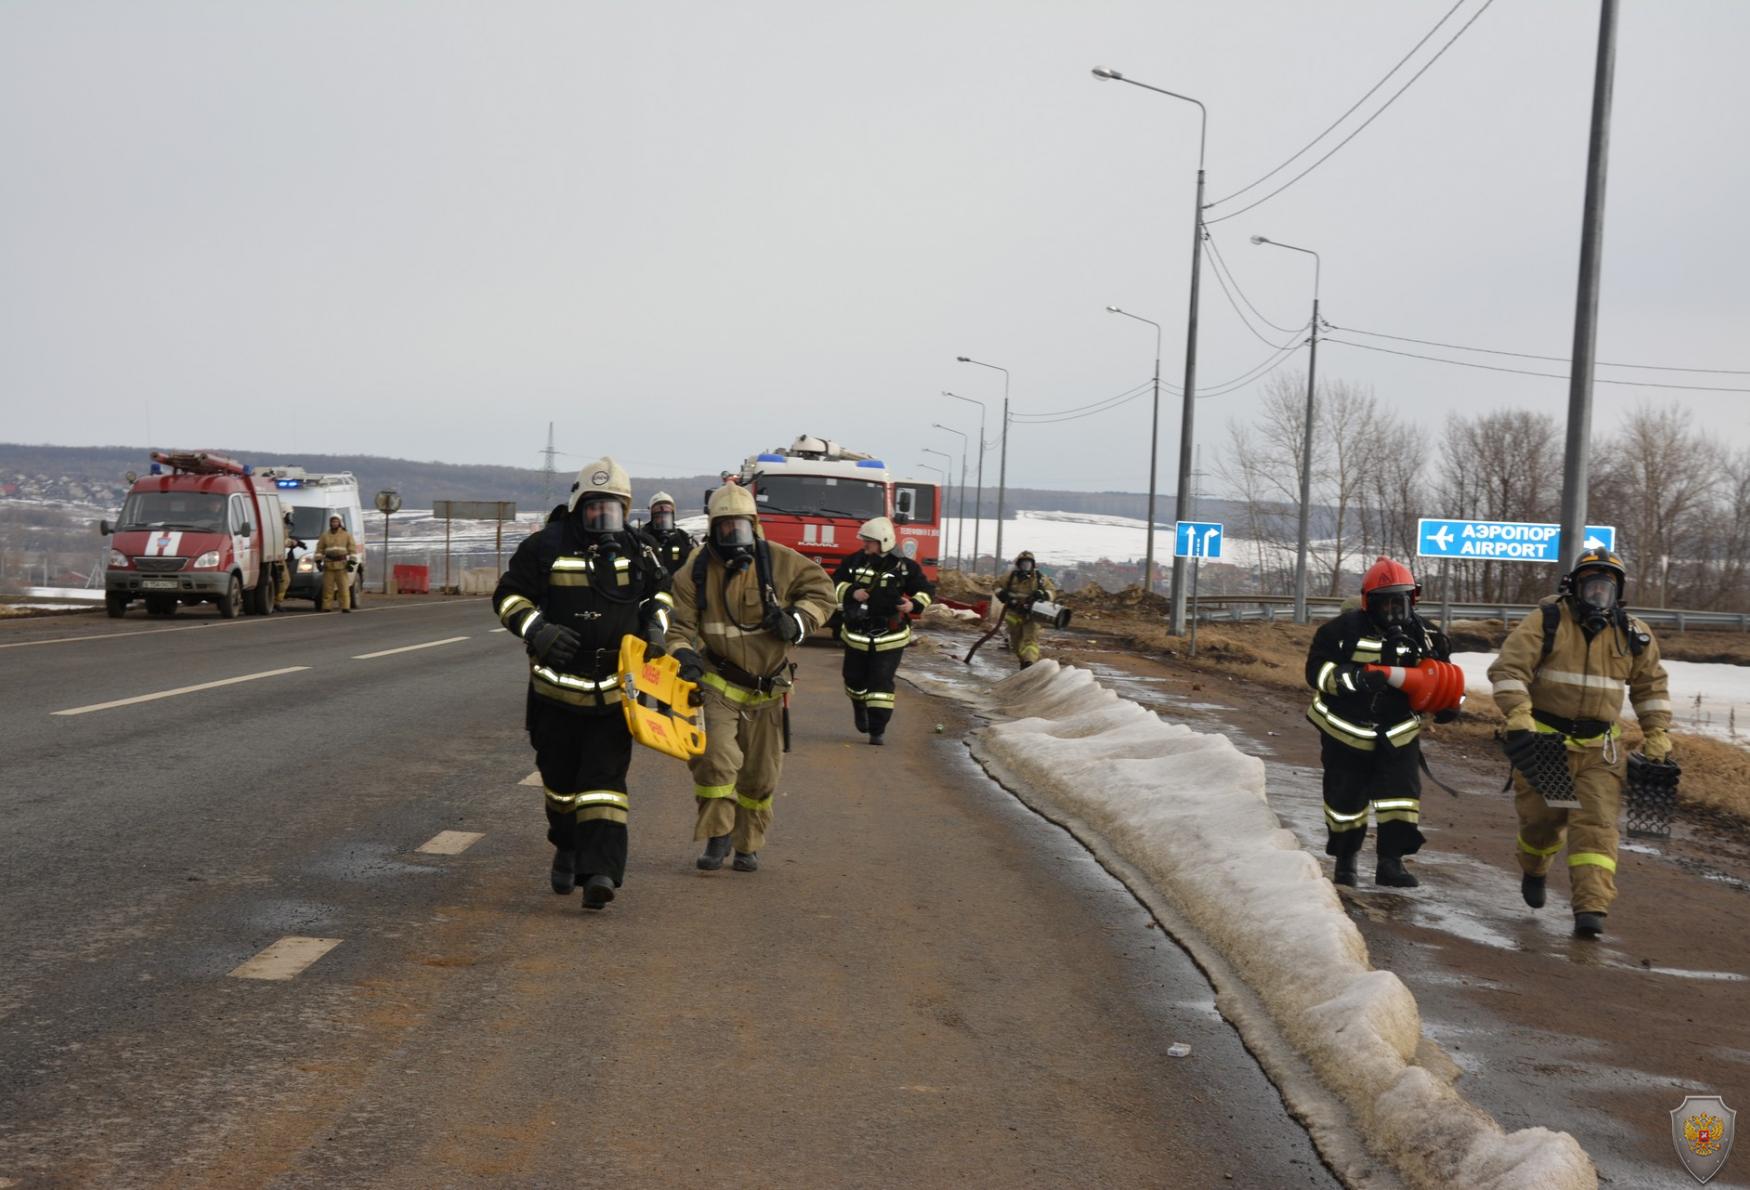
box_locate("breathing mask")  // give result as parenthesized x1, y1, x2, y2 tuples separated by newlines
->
(711, 516, 757, 572)
(577, 496, 626, 536)
(1017, 558, 1034, 573)
(1575, 570, 1618, 632)
(650, 506, 675, 532)
(1369, 589, 1413, 629)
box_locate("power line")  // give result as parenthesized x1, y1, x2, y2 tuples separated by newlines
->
(1205, 0, 1498, 226)
(1323, 336, 1750, 393)
(1198, 339, 1308, 397)
(1208, 0, 1469, 208)
(1202, 234, 1310, 346)
(1328, 323, 1750, 376)
(1204, 233, 1305, 334)
(1012, 379, 1155, 423)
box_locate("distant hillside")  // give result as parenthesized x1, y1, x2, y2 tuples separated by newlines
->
(0, 441, 1251, 525)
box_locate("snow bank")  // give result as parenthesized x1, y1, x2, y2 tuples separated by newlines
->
(1451, 651, 1749, 749)
(972, 661, 1595, 1190)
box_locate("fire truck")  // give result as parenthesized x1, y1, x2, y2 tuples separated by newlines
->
(100, 451, 289, 619)
(726, 435, 942, 580)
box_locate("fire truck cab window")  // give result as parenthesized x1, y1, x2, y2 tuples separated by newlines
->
(117, 492, 228, 533)
(753, 476, 885, 519)
(893, 485, 935, 523)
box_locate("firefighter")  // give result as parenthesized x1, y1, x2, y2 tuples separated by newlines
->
(492, 457, 672, 911)
(833, 517, 935, 745)
(315, 514, 359, 612)
(996, 551, 1056, 668)
(665, 483, 836, 873)
(1488, 547, 1670, 939)
(276, 511, 303, 609)
(645, 491, 693, 574)
(1305, 557, 1457, 889)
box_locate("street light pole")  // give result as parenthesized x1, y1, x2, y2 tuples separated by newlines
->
(944, 391, 986, 573)
(956, 359, 1010, 574)
(932, 422, 970, 572)
(1560, 0, 1620, 573)
(1251, 235, 1321, 623)
(1093, 66, 1206, 637)
(1106, 305, 1163, 594)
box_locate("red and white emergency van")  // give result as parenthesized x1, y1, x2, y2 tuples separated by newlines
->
(727, 436, 942, 581)
(100, 451, 289, 619)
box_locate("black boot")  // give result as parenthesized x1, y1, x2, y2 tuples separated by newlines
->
(732, 851, 759, 872)
(581, 874, 616, 910)
(696, 834, 731, 871)
(1375, 856, 1420, 888)
(550, 848, 576, 895)
(1521, 873, 1546, 909)
(869, 732, 885, 746)
(1573, 911, 1605, 939)
(853, 702, 868, 733)
(1332, 854, 1358, 887)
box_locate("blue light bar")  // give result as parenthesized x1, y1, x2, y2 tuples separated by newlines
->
(149, 463, 162, 475)
(276, 479, 303, 488)
(757, 453, 786, 463)
(856, 459, 885, 468)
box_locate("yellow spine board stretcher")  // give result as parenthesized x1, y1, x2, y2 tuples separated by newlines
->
(618, 635, 707, 760)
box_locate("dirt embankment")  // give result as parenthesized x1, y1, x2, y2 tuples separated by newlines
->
(932, 571, 1750, 824)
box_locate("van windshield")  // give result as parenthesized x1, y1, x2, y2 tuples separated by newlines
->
(752, 476, 885, 520)
(289, 506, 334, 540)
(117, 492, 228, 533)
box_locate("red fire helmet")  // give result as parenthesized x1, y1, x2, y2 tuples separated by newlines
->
(1361, 556, 1420, 606)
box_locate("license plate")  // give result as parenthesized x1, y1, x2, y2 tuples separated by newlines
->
(141, 579, 178, 590)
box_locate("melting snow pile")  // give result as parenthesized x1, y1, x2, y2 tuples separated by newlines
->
(972, 661, 1595, 1190)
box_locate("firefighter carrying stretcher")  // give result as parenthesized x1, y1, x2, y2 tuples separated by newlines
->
(1305, 557, 1463, 889)
(832, 517, 935, 745)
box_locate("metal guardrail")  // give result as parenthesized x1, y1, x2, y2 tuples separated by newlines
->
(1187, 594, 1750, 632)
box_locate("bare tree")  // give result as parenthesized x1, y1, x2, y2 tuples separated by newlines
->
(1592, 405, 1720, 607)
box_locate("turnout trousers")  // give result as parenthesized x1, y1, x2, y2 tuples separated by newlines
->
(530, 700, 632, 886)
(1512, 742, 1624, 915)
(319, 564, 352, 610)
(689, 681, 784, 854)
(842, 644, 904, 734)
(1004, 612, 1042, 665)
(1318, 732, 1425, 861)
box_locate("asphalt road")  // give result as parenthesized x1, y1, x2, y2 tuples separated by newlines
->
(1, 599, 1336, 1188)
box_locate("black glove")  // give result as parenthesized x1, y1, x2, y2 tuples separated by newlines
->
(671, 647, 706, 684)
(642, 629, 667, 660)
(1434, 707, 1460, 725)
(763, 605, 808, 644)
(1027, 591, 1044, 607)
(995, 590, 1012, 607)
(528, 621, 581, 669)
(1353, 665, 1391, 694)
(1500, 729, 1539, 768)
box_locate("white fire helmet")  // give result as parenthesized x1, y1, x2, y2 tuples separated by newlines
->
(648, 491, 676, 511)
(567, 457, 632, 512)
(858, 516, 896, 553)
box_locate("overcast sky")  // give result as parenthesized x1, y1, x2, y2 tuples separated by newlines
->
(4, 1, 1747, 494)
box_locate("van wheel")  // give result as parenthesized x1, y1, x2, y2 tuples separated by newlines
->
(247, 569, 273, 615)
(145, 595, 177, 617)
(218, 575, 243, 619)
(105, 593, 128, 619)
(350, 579, 363, 609)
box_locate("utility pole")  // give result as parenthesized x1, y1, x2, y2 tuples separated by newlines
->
(1559, 0, 1619, 573)
(541, 422, 559, 514)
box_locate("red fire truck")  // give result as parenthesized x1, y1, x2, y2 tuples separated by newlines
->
(727, 436, 942, 580)
(100, 451, 290, 619)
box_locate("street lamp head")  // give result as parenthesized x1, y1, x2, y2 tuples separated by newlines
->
(1250, 235, 1269, 245)
(955, 356, 970, 363)
(1091, 66, 1123, 80)
(1105, 305, 1122, 313)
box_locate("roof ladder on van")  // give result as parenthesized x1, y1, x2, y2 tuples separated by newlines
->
(149, 451, 251, 477)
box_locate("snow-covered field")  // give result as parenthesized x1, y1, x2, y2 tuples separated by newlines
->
(1451, 653, 1748, 748)
(968, 661, 1595, 1189)
(938, 509, 1284, 567)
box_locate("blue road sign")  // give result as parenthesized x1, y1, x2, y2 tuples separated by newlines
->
(1174, 520, 1224, 560)
(1416, 518, 1615, 563)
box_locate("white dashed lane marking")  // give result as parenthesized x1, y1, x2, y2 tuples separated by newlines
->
(520, 771, 542, 786)
(351, 636, 469, 660)
(228, 936, 344, 981)
(51, 667, 311, 716)
(416, 830, 484, 855)
(490, 627, 507, 633)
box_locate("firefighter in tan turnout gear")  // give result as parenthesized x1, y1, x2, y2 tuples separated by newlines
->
(832, 517, 935, 745)
(996, 551, 1055, 668)
(1489, 547, 1671, 939)
(665, 483, 836, 873)
(315, 514, 359, 612)
(492, 457, 672, 910)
